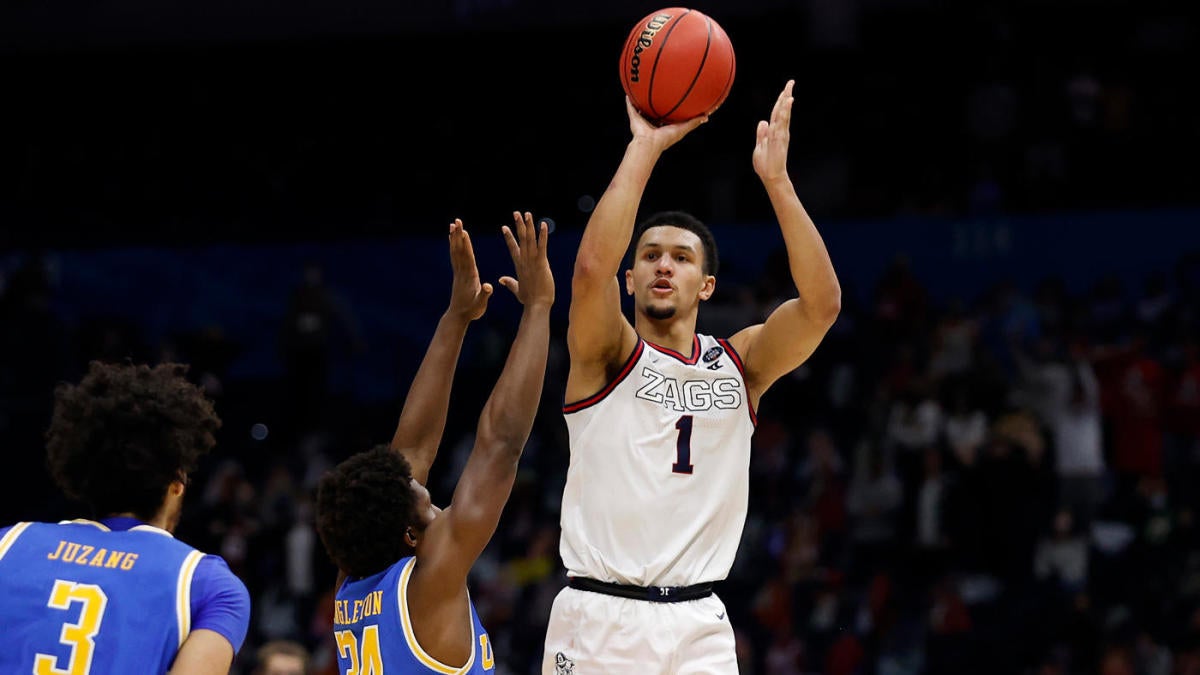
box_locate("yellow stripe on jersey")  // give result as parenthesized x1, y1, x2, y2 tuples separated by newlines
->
(0, 521, 32, 562)
(397, 557, 476, 674)
(176, 550, 205, 647)
(58, 519, 111, 531)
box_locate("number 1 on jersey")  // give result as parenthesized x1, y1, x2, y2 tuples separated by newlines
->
(673, 415, 694, 474)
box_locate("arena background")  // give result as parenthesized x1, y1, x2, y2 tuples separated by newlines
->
(2, 1, 1199, 673)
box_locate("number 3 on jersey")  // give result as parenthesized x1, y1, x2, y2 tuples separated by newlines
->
(34, 579, 109, 675)
(672, 415, 694, 474)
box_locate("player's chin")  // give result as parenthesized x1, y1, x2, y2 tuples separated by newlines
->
(643, 302, 677, 321)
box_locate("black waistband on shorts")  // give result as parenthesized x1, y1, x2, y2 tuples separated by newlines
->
(568, 576, 714, 603)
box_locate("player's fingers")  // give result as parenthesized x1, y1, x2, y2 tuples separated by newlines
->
(521, 211, 536, 248)
(625, 96, 642, 121)
(538, 220, 550, 254)
(498, 276, 519, 296)
(502, 225, 520, 262)
(460, 227, 479, 267)
(756, 120, 769, 146)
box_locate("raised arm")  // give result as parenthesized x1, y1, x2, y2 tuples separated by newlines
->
(729, 80, 842, 405)
(390, 220, 493, 485)
(419, 211, 554, 588)
(566, 100, 706, 401)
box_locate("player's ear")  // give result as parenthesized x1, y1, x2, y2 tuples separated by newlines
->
(698, 275, 716, 301)
(404, 526, 419, 548)
(625, 269, 635, 295)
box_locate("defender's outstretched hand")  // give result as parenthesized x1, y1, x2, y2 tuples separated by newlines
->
(447, 219, 494, 321)
(499, 211, 555, 308)
(626, 96, 708, 154)
(753, 79, 795, 184)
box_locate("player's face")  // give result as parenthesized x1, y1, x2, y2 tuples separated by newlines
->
(626, 226, 715, 321)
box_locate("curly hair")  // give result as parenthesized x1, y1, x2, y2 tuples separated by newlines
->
(631, 210, 720, 276)
(45, 360, 221, 521)
(315, 445, 421, 578)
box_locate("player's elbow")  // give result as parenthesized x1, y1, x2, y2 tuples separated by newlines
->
(573, 249, 613, 285)
(476, 417, 529, 462)
(808, 287, 841, 329)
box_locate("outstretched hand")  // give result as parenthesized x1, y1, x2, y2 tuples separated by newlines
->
(752, 79, 795, 184)
(626, 96, 708, 154)
(447, 219, 493, 321)
(499, 211, 554, 308)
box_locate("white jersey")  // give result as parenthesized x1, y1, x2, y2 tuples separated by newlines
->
(560, 334, 756, 587)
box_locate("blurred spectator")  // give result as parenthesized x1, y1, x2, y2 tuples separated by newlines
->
(278, 261, 364, 432)
(254, 639, 310, 675)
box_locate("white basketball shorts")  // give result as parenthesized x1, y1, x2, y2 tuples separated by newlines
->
(541, 585, 738, 674)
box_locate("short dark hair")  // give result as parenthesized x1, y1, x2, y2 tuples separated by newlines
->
(45, 361, 220, 521)
(315, 445, 420, 578)
(631, 210, 719, 276)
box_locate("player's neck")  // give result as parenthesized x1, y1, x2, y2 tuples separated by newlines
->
(107, 509, 173, 533)
(635, 316, 698, 358)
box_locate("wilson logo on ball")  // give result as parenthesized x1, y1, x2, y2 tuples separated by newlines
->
(629, 12, 674, 83)
(619, 7, 736, 125)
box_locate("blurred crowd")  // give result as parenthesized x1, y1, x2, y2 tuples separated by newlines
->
(3, 239, 1200, 675)
(2, 2, 1198, 674)
(3, 2, 1196, 250)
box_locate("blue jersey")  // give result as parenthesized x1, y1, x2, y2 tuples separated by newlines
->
(334, 556, 495, 674)
(0, 518, 250, 674)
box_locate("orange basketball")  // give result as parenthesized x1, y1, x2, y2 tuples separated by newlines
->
(618, 7, 736, 125)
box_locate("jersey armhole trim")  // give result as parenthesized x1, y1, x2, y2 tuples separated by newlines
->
(563, 339, 645, 414)
(176, 550, 205, 647)
(397, 558, 476, 674)
(0, 521, 32, 562)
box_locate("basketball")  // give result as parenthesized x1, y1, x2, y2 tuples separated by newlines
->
(618, 7, 736, 125)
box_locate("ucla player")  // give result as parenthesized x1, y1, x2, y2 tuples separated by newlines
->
(0, 361, 250, 674)
(316, 213, 553, 674)
(542, 80, 842, 674)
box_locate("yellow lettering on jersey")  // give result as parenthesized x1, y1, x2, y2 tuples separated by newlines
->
(89, 549, 108, 567)
(33, 580, 108, 675)
(61, 542, 81, 563)
(360, 625, 383, 674)
(335, 600, 347, 625)
(335, 630, 360, 675)
(47, 541, 138, 571)
(480, 633, 494, 669)
(363, 591, 383, 620)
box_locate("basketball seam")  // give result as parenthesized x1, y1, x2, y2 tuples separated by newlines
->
(646, 8, 692, 123)
(657, 13, 712, 123)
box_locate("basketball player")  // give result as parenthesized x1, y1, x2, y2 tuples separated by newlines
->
(0, 361, 250, 674)
(316, 213, 553, 674)
(542, 79, 841, 673)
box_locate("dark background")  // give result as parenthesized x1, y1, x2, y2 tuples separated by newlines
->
(3, 1, 1199, 673)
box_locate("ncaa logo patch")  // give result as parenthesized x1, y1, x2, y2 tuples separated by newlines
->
(555, 652, 576, 674)
(702, 345, 724, 363)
